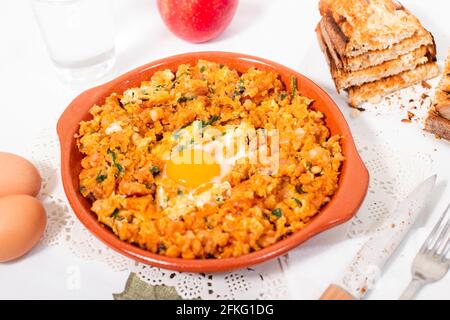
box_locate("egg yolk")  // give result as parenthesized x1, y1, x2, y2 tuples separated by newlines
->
(166, 149, 221, 189)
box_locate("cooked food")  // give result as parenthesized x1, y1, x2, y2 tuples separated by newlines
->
(318, 0, 423, 57)
(316, 0, 439, 107)
(433, 50, 450, 120)
(425, 49, 450, 141)
(347, 62, 439, 107)
(425, 112, 450, 141)
(75, 60, 344, 259)
(330, 44, 431, 91)
(319, 18, 434, 72)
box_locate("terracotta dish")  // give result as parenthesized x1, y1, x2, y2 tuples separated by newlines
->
(57, 52, 369, 272)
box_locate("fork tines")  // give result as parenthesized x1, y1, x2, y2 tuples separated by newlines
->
(420, 203, 450, 260)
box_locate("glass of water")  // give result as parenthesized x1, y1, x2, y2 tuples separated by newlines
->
(31, 0, 116, 84)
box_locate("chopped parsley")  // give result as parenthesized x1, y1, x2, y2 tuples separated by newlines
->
(150, 165, 160, 176)
(158, 242, 167, 252)
(237, 79, 246, 93)
(200, 66, 206, 73)
(272, 208, 282, 218)
(111, 208, 120, 219)
(291, 76, 297, 97)
(305, 162, 312, 171)
(79, 186, 86, 194)
(177, 71, 189, 79)
(115, 163, 124, 174)
(292, 198, 303, 207)
(96, 173, 107, 183)
(108, 149, 124, 176)
(201, 115, 220, 127)
(107, 148, 116, 162)
(278, 92, 288, 100)
(177, 96, 196, 103)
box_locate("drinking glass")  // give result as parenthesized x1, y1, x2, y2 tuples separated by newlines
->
(31, 0, 116, 84)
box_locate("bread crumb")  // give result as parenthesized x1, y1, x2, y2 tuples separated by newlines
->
(421, 80, 432, 89)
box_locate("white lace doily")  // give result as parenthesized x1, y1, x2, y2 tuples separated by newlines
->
(345, 79, 437, 238)
(30, 78, 436, 300)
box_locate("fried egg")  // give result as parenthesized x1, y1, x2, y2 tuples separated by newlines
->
(152, 120, 259, 219)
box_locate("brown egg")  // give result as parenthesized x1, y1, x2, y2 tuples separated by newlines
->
(0, 152, 41, 197)
(0, 195, 47, 262)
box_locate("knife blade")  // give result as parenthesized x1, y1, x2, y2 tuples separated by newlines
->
(320, 174, 437, 300)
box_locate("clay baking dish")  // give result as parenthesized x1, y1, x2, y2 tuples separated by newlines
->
(57, 52, 369, 272)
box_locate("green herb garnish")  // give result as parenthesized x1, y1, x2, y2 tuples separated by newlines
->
(158, 242, 167, 252)
(305, 162, 312, 171)
(292, 198, 303, 207)
(150, 165, 160, 176)
(112, 208, 120, 219)
(96, 173, 107, 183)
(201, 115, 220, 127)
(108, 149, 124, 176)
(278, 92, 288, 100)
(177, 96, 196, 103)
(272, 208, 282, 218)
(177, 71, 189, 78)
(200, 66, 206, 73)
(237, 79, 246, 93)
(115, 163, 124, 174)
(291, 76, 297, 97)
(79, 186, 86, 194)
(108, 149, 116, 162)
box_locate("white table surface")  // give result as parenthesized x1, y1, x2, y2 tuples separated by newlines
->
(0, 0, 449, 300)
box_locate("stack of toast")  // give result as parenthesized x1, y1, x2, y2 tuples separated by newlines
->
(425, 50, 450, 141)
(316, 0, 440, 107)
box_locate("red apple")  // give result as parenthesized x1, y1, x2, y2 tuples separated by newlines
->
(157, 0, 238, 43)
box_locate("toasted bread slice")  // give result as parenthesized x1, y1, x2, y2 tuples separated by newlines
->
(333, 45, 432, 91)
(319, 17, 434, 72)
(425, 109, 450, 141)
(316, 23, 340, 92)
(316, 25, 435, 92)
(433, 49, 450, 120)
(319, 0, 426, 57)
(347, 62, 440, 107)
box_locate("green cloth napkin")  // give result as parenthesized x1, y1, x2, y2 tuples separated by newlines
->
(113, 272, 183, 300)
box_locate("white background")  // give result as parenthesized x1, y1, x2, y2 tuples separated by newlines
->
(0, 0, 449, 299)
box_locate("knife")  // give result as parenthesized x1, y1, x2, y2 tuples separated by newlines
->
(320, 174, 437, 300)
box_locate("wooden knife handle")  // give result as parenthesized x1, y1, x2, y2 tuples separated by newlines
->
(320, 285, 356, 300)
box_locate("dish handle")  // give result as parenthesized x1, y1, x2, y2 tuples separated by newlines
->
(56, 86, 101, 146)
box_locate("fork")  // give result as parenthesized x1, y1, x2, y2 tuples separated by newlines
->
(399, 203, 450, 300)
